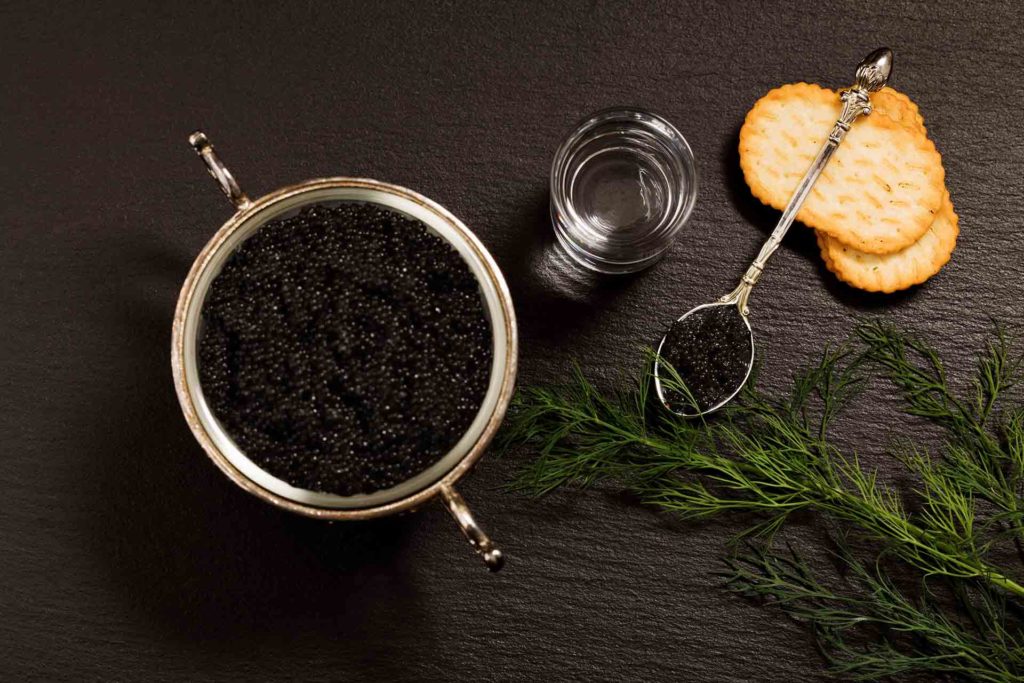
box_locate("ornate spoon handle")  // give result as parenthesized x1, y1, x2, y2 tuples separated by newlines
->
(722, 48, 894, 315)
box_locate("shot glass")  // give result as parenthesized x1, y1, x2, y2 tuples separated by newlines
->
(550, 108, 698, 274)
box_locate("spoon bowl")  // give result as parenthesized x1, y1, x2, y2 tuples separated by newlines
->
(654, 301, 754, 417)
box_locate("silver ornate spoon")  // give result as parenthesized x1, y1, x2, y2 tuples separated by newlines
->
(654, 47, 894, 417)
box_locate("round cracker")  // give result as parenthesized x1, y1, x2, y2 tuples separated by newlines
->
(817, 192, 958, 293)
(739, 83, 945, 254)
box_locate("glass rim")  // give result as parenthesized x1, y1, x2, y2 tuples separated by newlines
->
(549, 107, 699, 260)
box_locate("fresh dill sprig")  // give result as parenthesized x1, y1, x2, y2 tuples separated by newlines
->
(721, 540, 1024, 682)
(500, 320, 1024, 681)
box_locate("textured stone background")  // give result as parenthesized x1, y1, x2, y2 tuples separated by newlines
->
(2, 1, 1023, 680)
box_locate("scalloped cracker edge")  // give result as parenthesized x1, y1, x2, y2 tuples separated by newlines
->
(818, 191, 958, 293)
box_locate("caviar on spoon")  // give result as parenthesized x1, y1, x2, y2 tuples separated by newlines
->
(655, 47, 893, 417)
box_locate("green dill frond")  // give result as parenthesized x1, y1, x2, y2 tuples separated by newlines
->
(974, 321, 1023, 425)
(722, 542, 1024, 681)
(500, 321, 1024, 681)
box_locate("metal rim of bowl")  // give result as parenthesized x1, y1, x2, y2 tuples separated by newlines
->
(171, 176, 519, 521)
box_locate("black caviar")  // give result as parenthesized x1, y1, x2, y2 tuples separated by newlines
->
(659, 304, 752, 415)
(198, 203, 493, 496)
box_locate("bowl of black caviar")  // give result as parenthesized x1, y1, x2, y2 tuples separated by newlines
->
(171, 132, 516, 570)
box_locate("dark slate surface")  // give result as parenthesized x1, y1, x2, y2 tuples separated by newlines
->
(2, 1, 1023, 680)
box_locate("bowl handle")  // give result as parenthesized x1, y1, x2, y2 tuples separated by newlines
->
(439, 484, 504, 571)
(188, 131, 252, 211)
